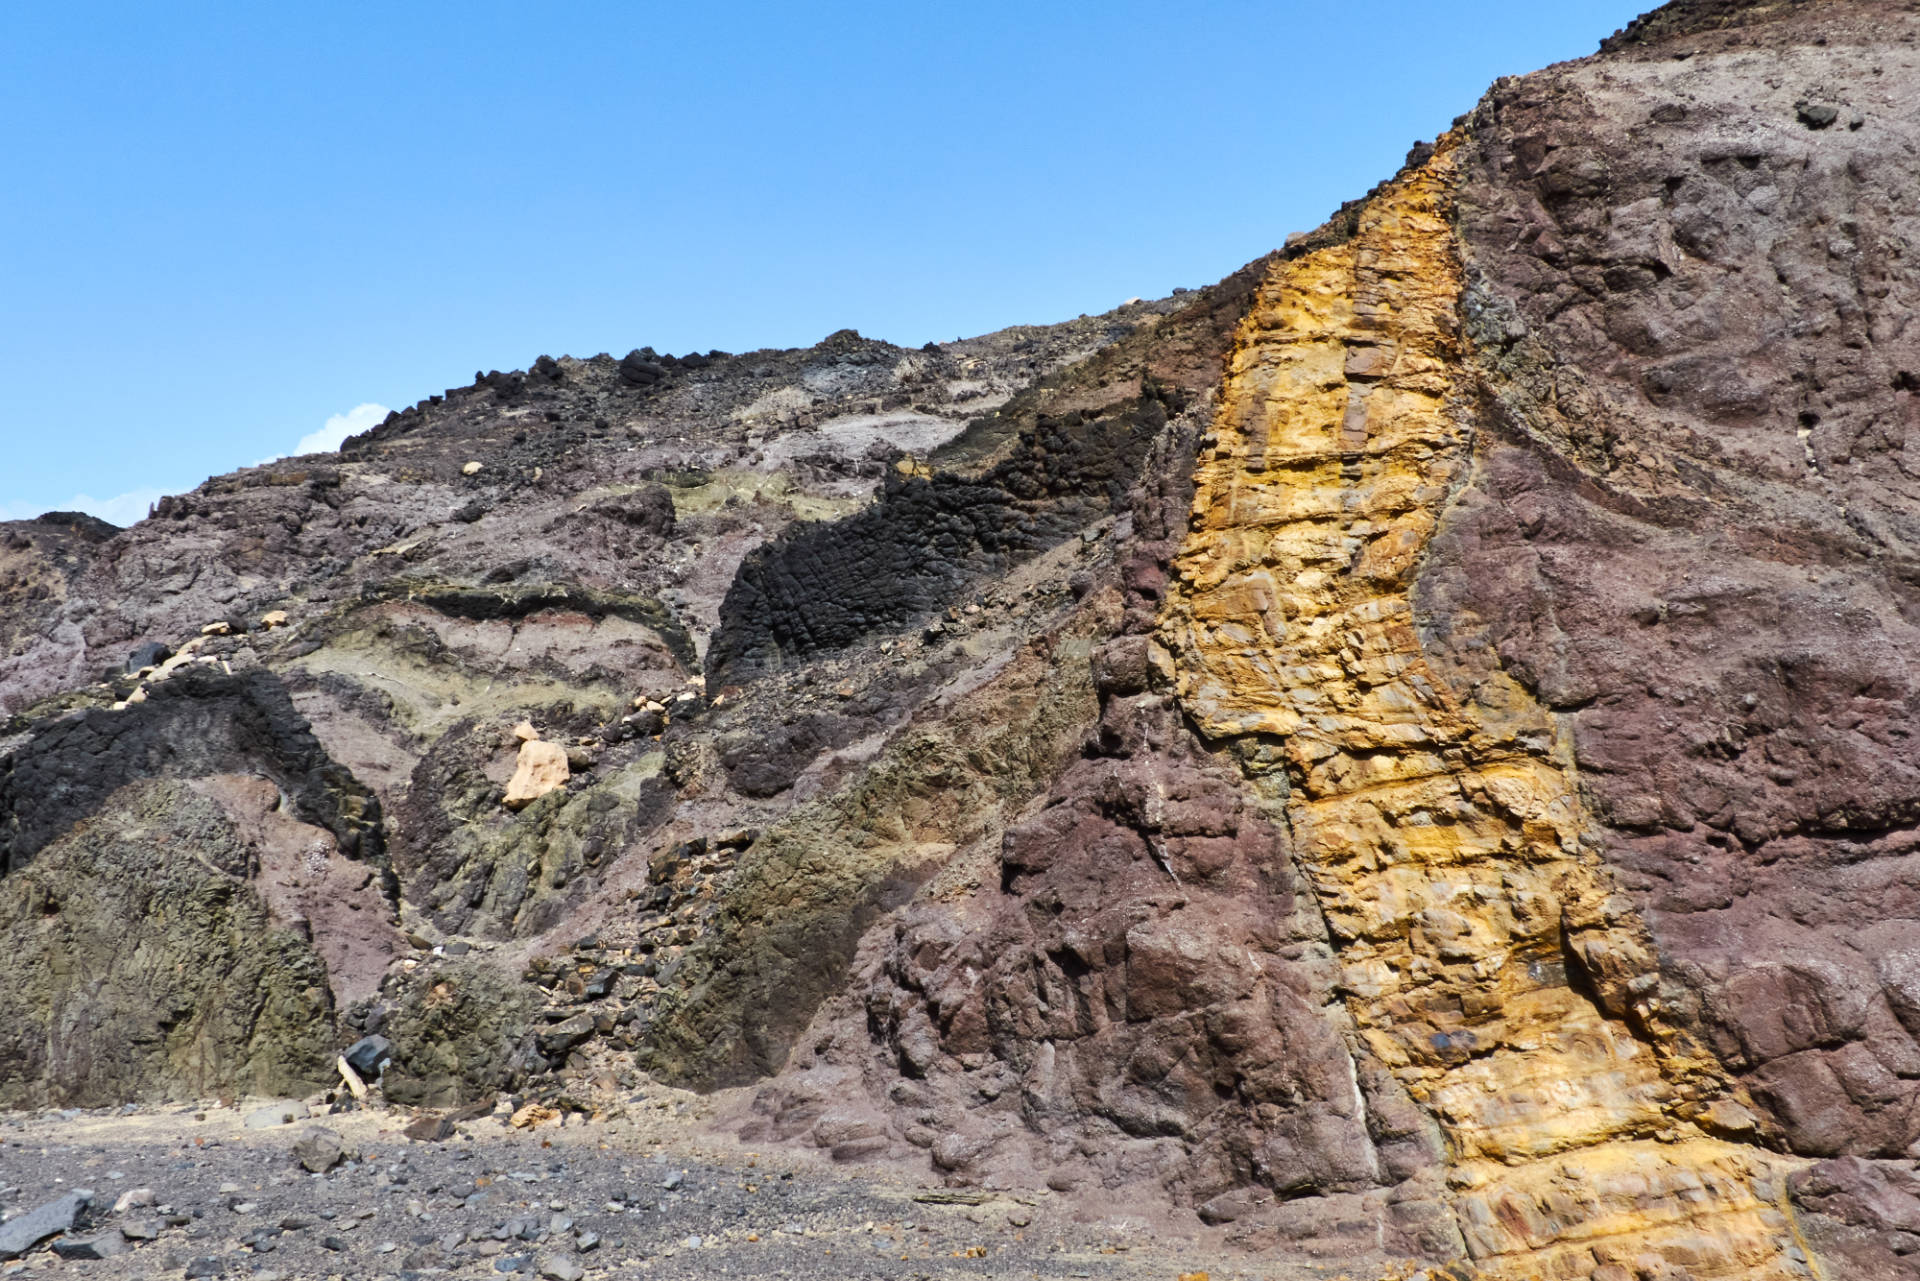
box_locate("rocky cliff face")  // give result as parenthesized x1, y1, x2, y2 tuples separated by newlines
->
(4, 1, 1919, 1275)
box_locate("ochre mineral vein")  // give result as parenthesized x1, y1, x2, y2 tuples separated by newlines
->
(1163, 135, 1822, 1281)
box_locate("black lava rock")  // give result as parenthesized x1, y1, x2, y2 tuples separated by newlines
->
(344, 1034, 395, 1079)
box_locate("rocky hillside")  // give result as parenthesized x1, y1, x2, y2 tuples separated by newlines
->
(5, 0, 1920, 1276)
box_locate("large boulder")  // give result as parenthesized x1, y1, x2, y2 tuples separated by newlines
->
(0, 778, 336, 1106)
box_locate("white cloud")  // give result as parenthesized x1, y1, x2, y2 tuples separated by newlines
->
(293, 402, 390, 457)
(0, 487, 172, 528)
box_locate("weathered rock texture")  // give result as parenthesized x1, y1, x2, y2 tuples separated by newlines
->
(0, 779, 336, 1106)
(1446, 2, 1920, 1185)
(1163, 131, 1809, 1280)
(3, 1, 1919, 1276)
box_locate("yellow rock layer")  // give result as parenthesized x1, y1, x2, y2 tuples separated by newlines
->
(1161, 136, 1821, 1280)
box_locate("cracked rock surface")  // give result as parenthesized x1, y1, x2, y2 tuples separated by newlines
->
(5, 1, 1920, 1276)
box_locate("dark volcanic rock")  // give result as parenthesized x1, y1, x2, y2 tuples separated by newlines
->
(583, 484, 676, 538)
(342, 1034, 393, 1078)
(0, 665, 383, 872)
(291, 1125, 347, 1173)
(0, 778, 337, 1105)
(0, 1190, 86, 1259)
(50, 1231, 128, 1260)
(1440, 0, 1920, 1163)
(371, 960, 538, 1106)
(1601, 0, 1824, 50)
(4, 3, 1920, 1276)
(125, 640, 172, 671)
(706, 257, 1272, 679)
(708, 393, 1173, 674)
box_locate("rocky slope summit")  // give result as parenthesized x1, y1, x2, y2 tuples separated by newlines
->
(5, 1, 1920, 1276)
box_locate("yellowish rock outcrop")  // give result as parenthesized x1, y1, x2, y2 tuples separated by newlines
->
(503, 731, 570, 810)
(1162, 136, 1822, 1280)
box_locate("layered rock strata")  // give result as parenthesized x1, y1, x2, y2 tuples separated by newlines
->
(1162, 134, 1813, 1279)
(2, 2, 1919, 1277)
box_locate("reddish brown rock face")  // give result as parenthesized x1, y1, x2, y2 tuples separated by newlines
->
(860, 695, 1405, 1198)
(8, 2, 1920, 1276)
(1438, 0, 1920, 1168)
(790, 6, 1920, 1274)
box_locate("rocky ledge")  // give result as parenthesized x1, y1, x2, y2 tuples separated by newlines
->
(5, 1, 1920, 1277)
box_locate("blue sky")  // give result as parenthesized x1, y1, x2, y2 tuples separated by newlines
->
(1, 1, 1650, 525)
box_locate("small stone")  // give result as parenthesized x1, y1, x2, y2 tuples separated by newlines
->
(112, 1186, 156, 1213)
(503, 739, 570, 810)
(509, 1104, 560, 1130)
(320, 1236, 347, 1251)
(292, 1126, 348, 1174)
(574, 1231, 599, 1252)
(539, 1255, 585, 1281)
(52, 1232, 130, 1260)
(661, 1170, 683, 1191)
(404, 1113, 456, 1143)
(536, 1014, 593, 1056)
(259, 610, 289, 629)
(343, 1035, 394, 1078)
(496, 1257, 532, 1274)
(200, 621, 232, 636)
(121, 1218, 163, 1241)
(278, 1215, 312, 1231)
(1796, 100, 1840, 129)
(184, 1257, 227, 1278)
(463, 461, 485, 475)
(1700, 1098, 1760, 1134)
(126, 641, 172, 673)
(244, 1103, 302, 1129)
(233, 1201, 259, 1214)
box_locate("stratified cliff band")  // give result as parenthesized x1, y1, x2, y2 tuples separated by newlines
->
(3, 0, 1918, 1276)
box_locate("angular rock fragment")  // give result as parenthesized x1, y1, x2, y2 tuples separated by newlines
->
(291, 1126, 348, 1174)
(503, 738, 569, 810)
(0, 1190, 86, 1259)
(343, 1035, 393, 1079)
(51, 1231, 128, 1260)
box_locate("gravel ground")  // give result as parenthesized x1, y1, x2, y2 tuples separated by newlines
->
(0, 1098, 1369, 1281)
